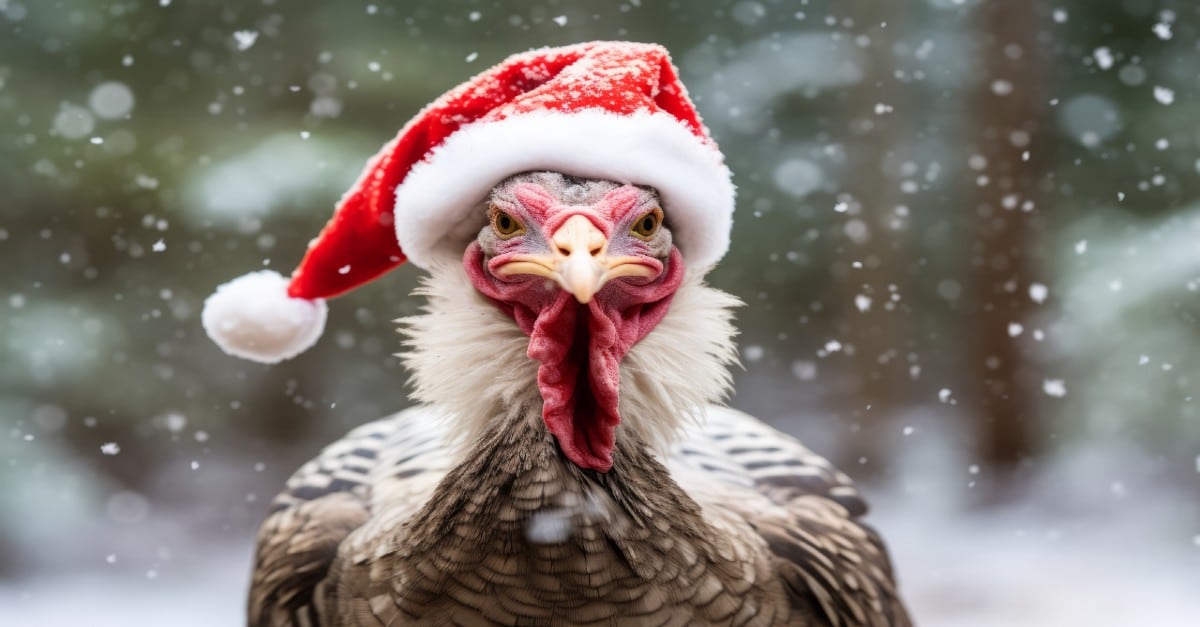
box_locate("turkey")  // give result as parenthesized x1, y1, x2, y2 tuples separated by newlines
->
(202, 43, 910, 626)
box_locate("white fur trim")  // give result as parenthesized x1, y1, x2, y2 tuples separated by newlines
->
(202, 270, 327, 363)
(392, 110, 735, 269)
(398, 264, 741, 456)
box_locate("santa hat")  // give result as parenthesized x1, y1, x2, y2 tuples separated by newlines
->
(202, 41, 734, 363)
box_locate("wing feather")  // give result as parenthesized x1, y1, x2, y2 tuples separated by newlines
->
(668, 406, 910, 627)
(248, 407, 452, 626)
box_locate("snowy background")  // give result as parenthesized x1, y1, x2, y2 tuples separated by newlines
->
(2, 1, 1199, 625)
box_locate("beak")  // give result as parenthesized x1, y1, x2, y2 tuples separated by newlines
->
(494, 215, 656, 303)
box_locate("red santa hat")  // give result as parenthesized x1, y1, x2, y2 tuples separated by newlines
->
(202, 41, 734, 363)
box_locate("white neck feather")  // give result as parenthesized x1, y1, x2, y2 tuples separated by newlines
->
(397, 264, 741, 457)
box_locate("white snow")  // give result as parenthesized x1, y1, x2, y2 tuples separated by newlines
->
(1092, 47, 1113, 70)
(854, 294, 872, 312)
(6, 475, 1196, 627)
(1059, 94, 1122, 147)
(100, 442, 120, 455)
(232, 30, 259, 51)
(525, 509, 573, 544)
(790, 360, 817, 380)
(1152, 22, 1172, 40)
(772, 159, 822, 198)
(1153, 86, 1174, 105)
(1029, 283, 1048, 303)
(551, 15, 568, 26)
(52, 105, 95, 139)
(1042, 379, 1067, 397)
(88, 82, 135, 119)
(1074, 240, 1087, 255)
(1007, 322, 1024, 337)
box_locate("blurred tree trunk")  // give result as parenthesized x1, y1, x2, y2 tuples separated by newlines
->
(834, 10, 912, 475)
(967, 0, 1051, 484)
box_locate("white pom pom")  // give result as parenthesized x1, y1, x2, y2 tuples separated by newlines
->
(201, 270, 327, 364)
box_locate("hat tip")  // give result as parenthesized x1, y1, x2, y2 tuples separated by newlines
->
(201, 270, 327, 364)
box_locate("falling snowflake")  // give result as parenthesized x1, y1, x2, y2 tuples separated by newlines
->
(233, 30, 259, 51)
(791, 360, 817, 381)
(1042, 379, 1067, 398)
(1092, 47, 1113, 70)
(1153, 86, 1175, 105)
(1029, 283, 1048, 304)
(101, 442, 121, 455)
(1152, 22, 1172, 40)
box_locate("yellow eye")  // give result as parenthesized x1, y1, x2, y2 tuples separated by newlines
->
(630, 207, 663, 240)
(490, 208, 525, 239)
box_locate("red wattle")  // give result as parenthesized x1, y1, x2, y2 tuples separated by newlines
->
(465, 244, 684, 472)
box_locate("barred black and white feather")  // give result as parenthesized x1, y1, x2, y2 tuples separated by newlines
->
(249, 264, 909, 626)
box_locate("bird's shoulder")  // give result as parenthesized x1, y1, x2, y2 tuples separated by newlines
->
(667, 406, 911, 627)
(248, 406, 453, 627)
(667, 405, 867, 515)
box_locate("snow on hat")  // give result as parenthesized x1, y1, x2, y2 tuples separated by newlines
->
(202, 41, 734, 363)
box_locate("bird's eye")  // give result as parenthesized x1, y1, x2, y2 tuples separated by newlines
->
(490, 209, 525, 239)
(630, 207, 663, 240)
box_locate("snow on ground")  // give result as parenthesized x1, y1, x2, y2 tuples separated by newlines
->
(4, 492, 1196, 627)
(3, 437, 1197, 626)
(875, 495, 1200, 627)
(0, 543, 249, 626)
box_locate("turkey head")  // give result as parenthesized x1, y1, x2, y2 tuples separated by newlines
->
(464, 172, 685, 472)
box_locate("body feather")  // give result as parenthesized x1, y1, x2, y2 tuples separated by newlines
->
(249, 267, 909, 626)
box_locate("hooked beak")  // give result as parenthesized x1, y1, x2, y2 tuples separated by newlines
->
(494, 215, 656, 303)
